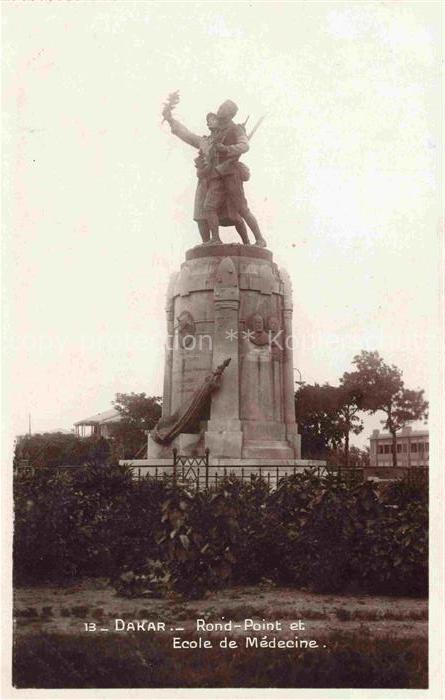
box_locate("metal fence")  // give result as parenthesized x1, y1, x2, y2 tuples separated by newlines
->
(14, 461, 428, 491)
(128, 458, 427, 490)
(130, 463, 339, 490)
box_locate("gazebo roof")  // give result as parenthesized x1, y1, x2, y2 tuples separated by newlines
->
(74, 408, 121, 427)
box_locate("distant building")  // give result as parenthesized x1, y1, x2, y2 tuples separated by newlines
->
(74, 409, 121, 438)
(369, 426, 429, 467)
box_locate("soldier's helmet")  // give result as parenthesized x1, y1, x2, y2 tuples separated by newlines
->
(216, 100, 238, 121)
(206, 113, 218, 130)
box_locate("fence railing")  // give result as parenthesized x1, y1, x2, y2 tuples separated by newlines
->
(130, 463, 338, 490)
(14, 462, 428, 491)
(129, 464, 427, 488)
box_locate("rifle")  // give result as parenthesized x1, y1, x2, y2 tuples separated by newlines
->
(247, 115, 265, 141)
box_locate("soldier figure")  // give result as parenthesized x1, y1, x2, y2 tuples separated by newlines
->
(162, 98, 267, 247)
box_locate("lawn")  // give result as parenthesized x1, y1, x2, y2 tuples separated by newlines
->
(13, 579, 428, 688)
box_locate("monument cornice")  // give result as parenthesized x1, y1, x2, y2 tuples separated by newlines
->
(185, 243, 273, 263)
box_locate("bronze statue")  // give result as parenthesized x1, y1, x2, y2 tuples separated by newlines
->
(162, 94, 267, 247)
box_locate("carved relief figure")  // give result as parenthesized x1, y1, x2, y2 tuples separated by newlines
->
(268, 315, 283, 358)
(177, 311, 195, 349)
(246, 312, 269, 346)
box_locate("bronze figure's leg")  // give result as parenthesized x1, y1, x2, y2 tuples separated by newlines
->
(204, 179, 224, 244)
(240, 206, 267, 247)
(206, 210, 222, 244)
(235, 220, 250, 244)
(223, 173, 267, 247)
(197, 221, 211, 244)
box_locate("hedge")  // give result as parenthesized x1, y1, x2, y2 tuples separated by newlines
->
(13, 465, 428, 598)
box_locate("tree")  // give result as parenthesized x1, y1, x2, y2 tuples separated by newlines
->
(326, 445, 370, 467)
(111, 393, 162, 459)
(14, 432, 110, 468)
(295, 384, 364, 463)
(335, 386, 364, 466)
(295, 384, 344, 459)
(341, 351, 428, 466)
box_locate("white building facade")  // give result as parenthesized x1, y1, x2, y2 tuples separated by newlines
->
(369, 426, 429, 467)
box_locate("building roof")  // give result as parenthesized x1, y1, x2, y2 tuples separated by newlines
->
(74, 408, 121, 427)
(370, 428, 428, 440)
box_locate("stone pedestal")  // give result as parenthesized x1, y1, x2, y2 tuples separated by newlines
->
(149, 243, 301, 462)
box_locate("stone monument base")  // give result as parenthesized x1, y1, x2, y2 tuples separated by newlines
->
(144, 422, 302, 462)
(120, 457, 325, 468)
(155, 243, 303, 463)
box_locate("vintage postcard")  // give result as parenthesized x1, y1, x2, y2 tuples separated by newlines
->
(2, 0, 443, 696)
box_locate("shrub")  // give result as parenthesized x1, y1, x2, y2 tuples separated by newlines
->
(14, 433, 112, 468)
(381, 472, 428, 508)
(352, 500, 428, 596)
(13, 464, 166, 584)
(14, 468, 84, 581)
(151, 480, 248, 598)
(13, 467, 428, 597)
(265, 471, 336, 585)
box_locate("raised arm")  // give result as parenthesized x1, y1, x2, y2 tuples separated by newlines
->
(163, 104, 200, 149)
(169, 118, 201, 149)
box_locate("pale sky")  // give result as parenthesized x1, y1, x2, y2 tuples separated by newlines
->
(3, 1, 442, 449)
